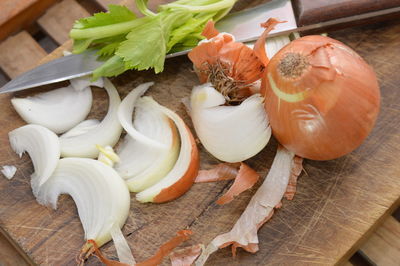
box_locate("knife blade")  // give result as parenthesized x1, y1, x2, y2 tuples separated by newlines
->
(1, 0, 399, 93)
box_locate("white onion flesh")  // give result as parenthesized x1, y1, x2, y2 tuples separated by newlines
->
(1, 165, 17, 180)
(97, 145, 120, 167)
(11, 86, 93, 134)
(60, 79, 122, 158)
(189, 84, 271, 163)
(8, 124, 60, 196)
(116, 97, 179, 192)
(110, 223, 136, 265)
(36, 158, 130, 247)
(61, 119, 100, 138)
(117, 82, 168, 150)
(136, 97, 194, 203)
(70, 76, 104, 91)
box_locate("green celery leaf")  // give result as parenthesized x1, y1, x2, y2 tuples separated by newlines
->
(73, 38, 94, 53)
(135, 0, 156, 17)
(74, 5, 136, 29)
(92, 55, 127, 80)
(97, 42, 121, 57)
(116, 11, 190, 73)
(166, 13, 214, 52)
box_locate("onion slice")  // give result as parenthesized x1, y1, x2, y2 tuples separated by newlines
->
(61, 119, 100, 138)
(117, 82, 167, 149)
(11, 85, 93, 134)
(189, 84, 271, 162)
(116, 97, 179, 192)
(70, 76, 104, 91)
(110, 223, 136, 265)
(135, 97, 199, 203)
(8, 124, 60, 196)
(59, 79, 122, 158)
(1, 165, 17, 180)
(195, 146, 302, 265)
(36, 158, 130, 249)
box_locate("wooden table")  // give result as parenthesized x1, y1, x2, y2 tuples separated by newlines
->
(0, 0, 399, 265)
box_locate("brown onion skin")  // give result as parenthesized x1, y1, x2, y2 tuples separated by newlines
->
(264, 35, 380, 160)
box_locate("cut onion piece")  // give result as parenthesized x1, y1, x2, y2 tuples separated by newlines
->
(116, 97, 179, 192)
(11, 85, 92, 134)
(70, 76, 104, 91)
(8, 124, 60, 196)
(36, 158, 130, 249)
(59, 79, 122, 158)
(97, 145, 120, 167)
(189, 83, 271, 163)
(110, 223, 136, 265)
(1, 165, 17, 180)
(118, 82, 167, 149)
(135, 97, 199, 203)
(196, 146, 300, 265)
(61, 119, 100, 138)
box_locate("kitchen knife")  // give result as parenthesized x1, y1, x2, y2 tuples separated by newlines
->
(1, 0, 399, 93)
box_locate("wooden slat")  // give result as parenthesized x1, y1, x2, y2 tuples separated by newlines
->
(38, 0, 90, 44)
(0, 31, 47, 78)
(360, 216, 400, 266)
(0, 0, 58, 41)
(0, 233, 29, 266)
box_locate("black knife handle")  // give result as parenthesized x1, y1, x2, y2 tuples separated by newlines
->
(292, 0, 400, 26)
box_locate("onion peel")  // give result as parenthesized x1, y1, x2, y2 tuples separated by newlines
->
(284, 156, 303, 200)
(136, 230, 193, 266)
(195, 163, 260, 205)
(170, 244, 203, 266)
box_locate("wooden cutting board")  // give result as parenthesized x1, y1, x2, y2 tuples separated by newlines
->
(1, 4, 400, 266)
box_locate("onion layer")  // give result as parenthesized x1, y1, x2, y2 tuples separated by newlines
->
(189, 83, 270, 162)
(262, 35, 380, 160)
(60, 79, 122, 158)
(8, 124, 60, 196)
(11, 85, 93, 134)
(36, 158, 130, 247)
(136, 97, 199, 203)
(116, 97, 179, 192)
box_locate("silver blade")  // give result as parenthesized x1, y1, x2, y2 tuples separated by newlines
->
(0, 0, 296, 94)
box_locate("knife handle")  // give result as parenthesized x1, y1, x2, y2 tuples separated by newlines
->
(292, 0, 400, 26)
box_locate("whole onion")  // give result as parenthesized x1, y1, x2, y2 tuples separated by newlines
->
(263, 35, 380, 160)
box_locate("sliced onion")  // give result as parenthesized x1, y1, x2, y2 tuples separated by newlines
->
(116, 97, 179, 192)
(189, 83, 271, 162)
(59, 79, 122, 158)
(70, 76, 104, 91)
(11, 85, 92, 134)
(36, 158, 130, 248)
(97, 145, 120, 167)
(136, 97, 199, 203)
(117, 82, 168, 149)
(61, 119, 100, 138)
(1, 165, 17, 180)
(195, 146, 297, 265)
(110, 223, 136, 265)
(8, 124, 60, 196)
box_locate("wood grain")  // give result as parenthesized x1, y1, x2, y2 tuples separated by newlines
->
(0, 31, 47, 78)
(360, 216, 400, 266)
(0, 0, 58, 41)
(0, 1, 399, 266)
(38, 0, 90, 44)
(292, 0, 400, 26)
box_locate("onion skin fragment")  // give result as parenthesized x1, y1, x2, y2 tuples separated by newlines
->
(170, 244, 203, 266)
(153, 124, 199, 203)
(262, 35, 380, 160)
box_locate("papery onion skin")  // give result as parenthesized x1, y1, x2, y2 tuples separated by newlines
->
(264, 35, 380, 160)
